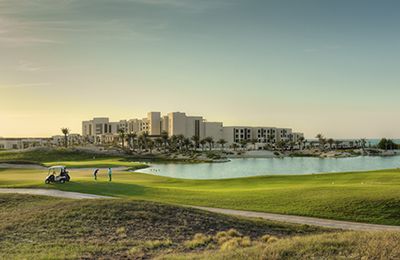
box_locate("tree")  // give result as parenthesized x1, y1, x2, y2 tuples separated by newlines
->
(170, 135, 178, 151)
(267, 134, 275, 146)
(147, 139, 155, 154)
(139, 132, 149, 150)
(276, 140, 286, 151)
(61, 128, 70, 148)
(315, 134, 325, 151)
(117, 128, 126, 149)
(298, 136, 305, 150)
(231, 143, 239, 151)
(183, 138, 191, 151)
(239, 139, 248, 150)
(155, 138, 163, 150)
(360, 138, 367, 150)
(335, 140, 342, 150)
(161, 131, 169, 151)
(216, 139, 227, 151)
(378, 138, 398, 150)
(250, 139, 258, 150)
(200, 139, 207, 151)
(126, 132, 137, 151)
(191, 135, 200, 150)
(204, 137, 214, 151)
(177, 134, 185, 151)
(327, 138, 334, 150)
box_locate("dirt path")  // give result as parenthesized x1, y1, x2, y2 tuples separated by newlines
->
(191, 206, 400, 232)
(1, 188, 400, 231)
(0, 188, 113, 199)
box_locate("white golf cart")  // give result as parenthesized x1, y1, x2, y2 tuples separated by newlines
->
(45, 166, 71, 184)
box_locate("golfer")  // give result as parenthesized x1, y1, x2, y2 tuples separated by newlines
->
(93, 168, 99, 181)
(108, 167, 112, 182)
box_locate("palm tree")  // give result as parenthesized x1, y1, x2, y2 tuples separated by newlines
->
(231, 143, 239, 151)
(200, 139, 207, 151)
(155, 138, 163, 150)
(183, 138, 191, 151)
(239, 139, 248, 150)
(250, 139, 258, 150)
(147, 139, 155, 154)
(161, 131, 169, 151)
(177, 134, 185, 151)
(61, 128, 70, 148)
(216, 139, 227, 151)
(191, 135, 200, 150)
(327, 138, 334, 150)
(204, 137, 214, 151)
(117, 128, 126, 148)
(170, 135, 178, 151)
(360, 138, 367, 151)
(298, 136, 305, 150)
(140, 132, 149, 150)
(316, 133, 325, 151)
(276, 140, 286, 151)
(126, 132, 137, 151)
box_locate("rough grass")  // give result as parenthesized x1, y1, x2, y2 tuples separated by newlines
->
(1, 167, 400, 225)
(163, 231, 400, 260)
(0, 194, 322, 259)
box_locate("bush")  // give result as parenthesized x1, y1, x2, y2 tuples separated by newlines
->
(184, 233, 213, 249)
(227, 229, 242, 237)
(143, 239, 173, 250)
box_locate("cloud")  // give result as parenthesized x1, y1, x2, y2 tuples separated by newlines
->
(0, 82, 51, 89)
(17, 60, 42, 72)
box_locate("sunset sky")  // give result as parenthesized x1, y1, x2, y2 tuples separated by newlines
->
(1, 0, 400, 138)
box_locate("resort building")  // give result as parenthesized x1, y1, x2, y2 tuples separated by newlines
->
(82, 111, 304, 147)
(0, 135, 82, 150)
(0, 138, 51, 150)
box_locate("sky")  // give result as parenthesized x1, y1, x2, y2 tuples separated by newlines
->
(1, 0, 400, 138)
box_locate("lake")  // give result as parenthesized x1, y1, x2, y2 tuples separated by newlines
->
(137, 156, 400, 179)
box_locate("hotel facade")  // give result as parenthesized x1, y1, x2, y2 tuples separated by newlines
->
(82, 112, 304, 146)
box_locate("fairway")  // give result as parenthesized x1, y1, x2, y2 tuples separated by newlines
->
(1, 166, 400, 226)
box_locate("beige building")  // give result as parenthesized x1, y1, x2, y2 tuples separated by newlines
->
(0, 138, 51, 150)
(82, 111, 304, 146)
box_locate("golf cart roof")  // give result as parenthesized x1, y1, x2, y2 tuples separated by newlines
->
(48, 166, 66, 170)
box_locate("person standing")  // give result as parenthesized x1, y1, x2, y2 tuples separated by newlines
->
(108, 167, 112, 182)
(93, 168, 99, 181)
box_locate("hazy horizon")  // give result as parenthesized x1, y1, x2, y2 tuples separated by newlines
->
(1, 0, 400, 138)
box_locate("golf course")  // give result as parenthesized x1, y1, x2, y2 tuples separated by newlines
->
(1, 149, 400, 225)
(1, 149, 400, 258)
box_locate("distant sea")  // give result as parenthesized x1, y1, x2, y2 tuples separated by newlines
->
(308, 139, 400, 146)
(356, 139, 400, 146)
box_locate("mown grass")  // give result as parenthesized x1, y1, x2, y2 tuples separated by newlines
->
(0, 194, 321, 259)
(1, 167, 400, 225)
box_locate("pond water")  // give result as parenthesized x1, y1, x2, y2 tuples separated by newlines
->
(137, 156, 400, 179)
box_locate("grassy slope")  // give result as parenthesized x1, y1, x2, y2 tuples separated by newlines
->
(0, 194, 320, 259)
(1, 167, 400, 225)
(0, 148, 147, 169)
(165, 231, 400, 260)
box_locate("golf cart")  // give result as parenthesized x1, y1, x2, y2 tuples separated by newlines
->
(45, 166, 70, 184)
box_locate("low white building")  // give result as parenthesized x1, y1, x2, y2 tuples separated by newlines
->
(0, 137, 51, 150)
